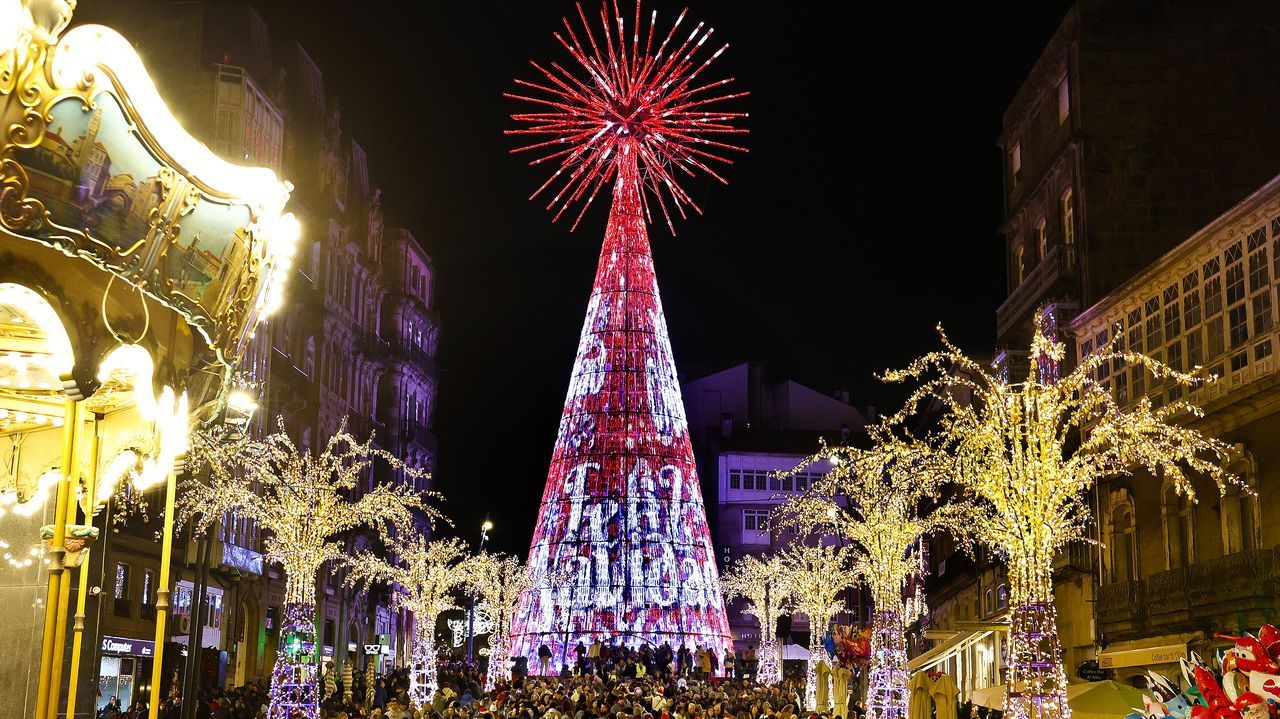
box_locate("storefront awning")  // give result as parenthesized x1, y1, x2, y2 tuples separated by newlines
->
(909, 627, 999, 672)
(1098, 644, 1187, 669)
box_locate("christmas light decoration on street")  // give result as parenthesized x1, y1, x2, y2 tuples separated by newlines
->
(777, 542, 856, 713)
(179, 419, 437, 719)
(880, 311, 1240, 719)
(468, 552, 535, 691)
(720, 554, 794, 686)
(345, 536, 469, 709)
(775, 439, 967, 719)
(505, 0, 746, 665)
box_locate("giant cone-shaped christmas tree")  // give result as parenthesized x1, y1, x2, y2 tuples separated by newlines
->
(505, 1, 747, 669)
(508, 150, 731, 666)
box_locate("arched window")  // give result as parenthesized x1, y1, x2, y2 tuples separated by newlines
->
(1221, 452, 1261, 554)
(1108, 498, 1137, 583)
(1036, 217, 1048, 260)
(1013, 242, 1026, 285)
(996, 585, 1008, 610)
(1162, 483, 1195, 569)
(1061, 188, 1076, 265)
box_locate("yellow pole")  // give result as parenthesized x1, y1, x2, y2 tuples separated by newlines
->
(47, 402, 84, 719)
(147, 463, 179, 719)
(35, 397, 79, 719)
(64, 412, 101, 716)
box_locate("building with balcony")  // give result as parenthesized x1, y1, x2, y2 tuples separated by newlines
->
(1070, 173, 1280, 683)
(681, 363, 869, 652)
(996, 0, 1280, 355)
(72, 0, 442, 695)
(908, 0, 1280, 700)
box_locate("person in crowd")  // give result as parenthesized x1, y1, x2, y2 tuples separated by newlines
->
(537, 643, 553, 675)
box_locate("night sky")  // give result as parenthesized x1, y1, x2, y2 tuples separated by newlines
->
(257, 1, 1075, 555)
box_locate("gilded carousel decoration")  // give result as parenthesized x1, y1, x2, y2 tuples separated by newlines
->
(0, 1, 298, 717)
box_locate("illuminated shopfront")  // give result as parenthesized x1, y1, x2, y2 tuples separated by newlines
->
(97, 635, 156, 711)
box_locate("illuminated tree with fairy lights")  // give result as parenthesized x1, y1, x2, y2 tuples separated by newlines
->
(467, 552, 535, 691)
(179, 419, 437, 719)
(776, 541, 856, 713)
(775, 439, 966, 719)
(880, 315, 1238, 719)
(505, 0, 747, 662)
(720, 553, 793, 686)
(345, 535, 469, 708)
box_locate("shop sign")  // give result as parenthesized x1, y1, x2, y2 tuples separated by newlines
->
(1077, 660, 1113, 682)
(321, 645, 334, 658)
(101, 635, 155, 657)
(1099, 644, 1187, 669)
(364, 645, 381, 655)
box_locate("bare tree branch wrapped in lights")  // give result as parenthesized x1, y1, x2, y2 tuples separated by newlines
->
(721, 553, 794, 686)
(777, 541, 856, 712)
(179, 419, 438, 719)
(880, 315, 1238, 719)
(344, 535, 468, 709)
(467, 552, 535, 691)
(775, 439, 966, 719)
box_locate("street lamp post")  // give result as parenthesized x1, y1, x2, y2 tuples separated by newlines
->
(466, 519, 493, 664)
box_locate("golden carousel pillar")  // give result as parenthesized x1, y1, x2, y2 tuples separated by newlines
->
(147, 458, 180, 719)
(64, 410, 102, 717)
(0, 0, 297, 714)
(34, 395, 81, 719)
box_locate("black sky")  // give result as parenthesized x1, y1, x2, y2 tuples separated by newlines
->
(256, 1, 1075, 555)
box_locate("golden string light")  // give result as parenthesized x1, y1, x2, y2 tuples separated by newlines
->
(344, 535, 469, 709)
(179, 417, 438, 719)
(721, 553, 795, 686)
(466, 551, 534, 691)
(775, 438, 966, 719)
(880, 313, 1240, 719)
(776, 541, 856, 712)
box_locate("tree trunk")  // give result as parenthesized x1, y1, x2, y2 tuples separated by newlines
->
(867, 606, 907, 719)
(758, 637, 782, 685)
(1005, 597, 1070, 719)
(409, 617, 438, 709)
(485, 629, 510, 692)
(267, 601, 319, 719)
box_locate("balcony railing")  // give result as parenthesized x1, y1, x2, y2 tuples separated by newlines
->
(401, 420, 437, 452)
(1097, 580, 1145, 627)
(1053, 542, 1094, 574)
(355, 326, 391, 358)
(1145, 567, 1190, 617)
(996, 245, 1063, 340)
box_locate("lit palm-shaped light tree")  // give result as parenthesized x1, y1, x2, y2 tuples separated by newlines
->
(721, 553, 794, 686)
(775, 438, 965, 719)
(467, 552, 534, 691)
(346, 535, 470, 709)
(777, 541, 856, 712)
(881, 315, 1238, 719)
(180, 419, 437, 719)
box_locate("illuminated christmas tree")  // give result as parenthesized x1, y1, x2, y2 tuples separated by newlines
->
(505, 0, 747, 668)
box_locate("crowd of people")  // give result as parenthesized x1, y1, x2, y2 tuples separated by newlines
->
(99, 642, 859, 719)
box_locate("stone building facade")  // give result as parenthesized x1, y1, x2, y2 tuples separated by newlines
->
(916, 0, 1280, 701)
(72, 0, 441, 700)
(1071, 174, 1280, 683)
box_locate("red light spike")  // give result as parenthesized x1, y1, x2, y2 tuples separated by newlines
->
(509, 0, 744, 233)
(598, 4, 625, 98)
(575, 2, 608, 77)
